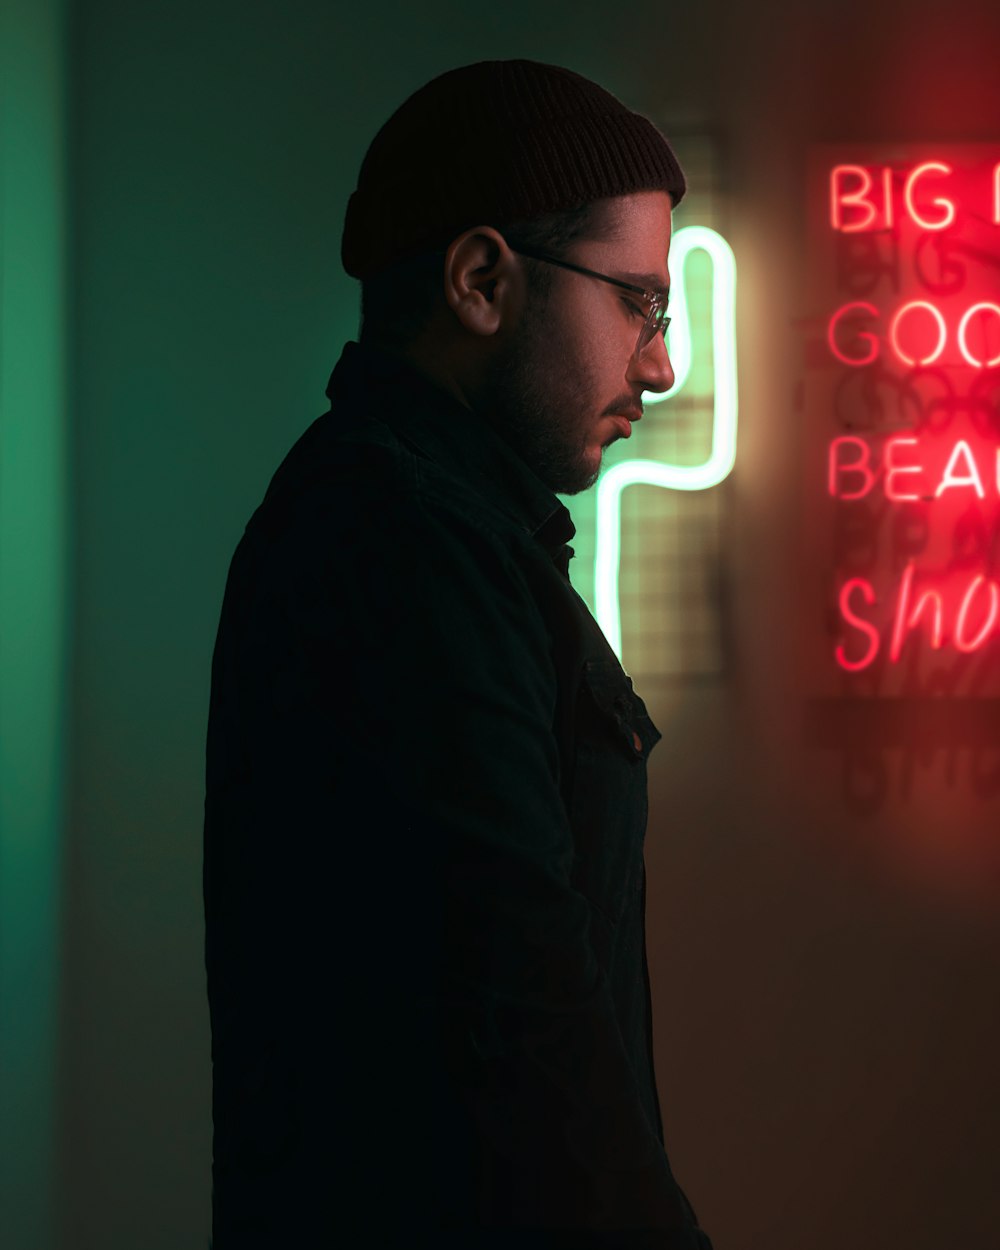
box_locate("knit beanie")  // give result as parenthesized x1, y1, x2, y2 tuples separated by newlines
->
(341, 59, 686, 280)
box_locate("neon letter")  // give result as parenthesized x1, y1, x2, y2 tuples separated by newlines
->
(890, 562, 943, 661)
(830, 165, 878, 232)
(884, 437, 923, 501)
(828, 436, 875, 499)
(827, 301, 880, 366)
(994, 162, 1000, 225)
(903, 162, 956, 230)
(956, 303, 1000, 369)
(935, 440, 985, 499)
(954, 575, 1000, 653)
(883, 167, 894, 228)
(889, 300, 946, 367)
(835, 579, 880, 671)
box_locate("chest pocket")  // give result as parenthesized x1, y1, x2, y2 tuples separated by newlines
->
(567, 656, 662, 937)
(582, 658, 661, 761)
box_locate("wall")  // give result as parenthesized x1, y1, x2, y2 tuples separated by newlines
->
(1, 3, 68, 1249)
(55, 2, 1000, 1247)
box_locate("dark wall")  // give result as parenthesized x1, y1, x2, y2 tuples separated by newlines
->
(62, 2, 1000, 1247)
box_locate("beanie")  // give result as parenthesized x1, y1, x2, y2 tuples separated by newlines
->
(341, 59, 686, 280)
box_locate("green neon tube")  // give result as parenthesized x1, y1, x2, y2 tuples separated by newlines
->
(595, 226, 738, 660)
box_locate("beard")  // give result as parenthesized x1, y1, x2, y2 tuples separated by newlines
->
(476, 294, 606, 497)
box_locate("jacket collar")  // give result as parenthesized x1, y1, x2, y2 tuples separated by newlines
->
(324, 340, 576, 562)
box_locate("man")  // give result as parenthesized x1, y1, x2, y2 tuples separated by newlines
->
(204, 59, 713, 1248)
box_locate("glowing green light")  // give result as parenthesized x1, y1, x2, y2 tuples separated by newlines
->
(595, 226, 738, 660)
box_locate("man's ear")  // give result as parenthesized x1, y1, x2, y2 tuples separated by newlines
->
(441, 227, 523, 337)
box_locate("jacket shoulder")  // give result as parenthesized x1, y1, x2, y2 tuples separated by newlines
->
(241, 409, 529, 572)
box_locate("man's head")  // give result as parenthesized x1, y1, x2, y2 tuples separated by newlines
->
(341, 60, 685, 494)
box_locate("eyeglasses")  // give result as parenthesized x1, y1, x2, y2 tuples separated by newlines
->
(508, 243, 671, 357)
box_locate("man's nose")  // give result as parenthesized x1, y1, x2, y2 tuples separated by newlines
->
(628, 331, 675, 394)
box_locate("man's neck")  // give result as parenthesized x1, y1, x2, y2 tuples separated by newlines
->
(361, 333, 475, 414)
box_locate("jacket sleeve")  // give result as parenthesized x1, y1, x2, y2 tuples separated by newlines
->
(231, 470, 712, 1248)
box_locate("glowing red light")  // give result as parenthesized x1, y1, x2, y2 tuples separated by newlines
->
(833, 567, 1000, 668)
(821, 150, 1000, 677)
(828, 436, 875, 499)
(828, 300, 1000, 369)
(884, 437, 923, 501)
(835, 578, 880, 671)
(830, 165, 878, 232)
(934, 439, 985, 499)
(830, 160, 964, 233)
(903, 161, 956, 230)
(827, 302, 880, 366)
(890, 562, 943, 662)
(954, 575, 1000, 652)
(956, 302, 1000, 369)
(889, 300, 947, 367)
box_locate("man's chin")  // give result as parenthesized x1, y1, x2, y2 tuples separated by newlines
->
(552, 459, 602, 497)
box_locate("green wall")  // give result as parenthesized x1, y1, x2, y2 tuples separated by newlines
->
(0, 3, 68, 1248)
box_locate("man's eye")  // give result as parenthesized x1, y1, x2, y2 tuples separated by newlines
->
(623, 298, 646, 319)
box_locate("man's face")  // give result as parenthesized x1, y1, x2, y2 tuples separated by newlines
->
(483, 190, 676, 496)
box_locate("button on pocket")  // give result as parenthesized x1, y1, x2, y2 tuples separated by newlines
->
(581, 658, 659, 762)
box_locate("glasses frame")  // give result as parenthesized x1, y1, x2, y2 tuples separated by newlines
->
(508, 243, 671, 357)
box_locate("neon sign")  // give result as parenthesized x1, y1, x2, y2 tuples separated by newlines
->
(595, 225, 738, 659)
(836, 564, 1000, 670)
(828, 161, 986, 232)
(827, 436, 999, 501)
(805, 145, 1000, 691)
(828, 299, 1000, 367)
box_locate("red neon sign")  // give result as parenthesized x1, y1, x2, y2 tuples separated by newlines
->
(827, 299, 1000, 367)
(830, 160, 963, 232)
(889, 301, 947, 366)
(955, 576, 1000, 653)
(835, 564, 1000, 671)
(807, 146, 1000, 692)
(826, 302, 880, 366)
(958, 304, 1000, 368)
(827, 437, 999, 502)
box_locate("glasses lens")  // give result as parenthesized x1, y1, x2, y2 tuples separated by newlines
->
(637, 303, 669, 355)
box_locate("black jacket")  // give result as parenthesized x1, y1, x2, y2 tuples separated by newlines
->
(204, 339, 712, 1248)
